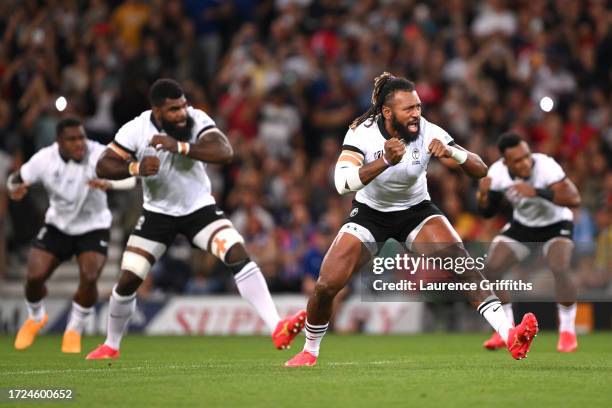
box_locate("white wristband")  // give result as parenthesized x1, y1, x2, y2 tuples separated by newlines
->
(382, 155, 392, 167)
(128, 162, 140, 176)
(178, 142, 190, 155)
(449, 146, 468, 164)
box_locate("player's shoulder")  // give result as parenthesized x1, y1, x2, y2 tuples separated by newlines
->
(532, 152, 559, 166)
(420, 116, 453, 144)
(487, 158, 507, 178)
(86, 139, 106, 149)
(344, 121, 379, 154)
(86, 139, 108, 156)
(120, 110, 153, 130)
(188, 106, 214, 122)
(31, 143, 58, 161)
(187, 105, 208, 116)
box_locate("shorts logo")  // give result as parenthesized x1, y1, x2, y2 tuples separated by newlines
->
(135, 216, 145, 231)
(215, 210, 224, 216)
(350, 208, 359, 217)
(560, 229, 570, 236)
(99, 240, 108, 247)
(37, 227, 47, 240)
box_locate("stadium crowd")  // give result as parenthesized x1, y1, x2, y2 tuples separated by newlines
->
(0, 0, 610, 297)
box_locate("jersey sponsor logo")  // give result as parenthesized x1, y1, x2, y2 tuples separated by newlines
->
(135, 216, 145, 231)
(411, 148, 420, 165)
(350, 208, 359, 217)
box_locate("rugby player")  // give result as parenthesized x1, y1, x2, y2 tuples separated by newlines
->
(86, 79, 305, 360)
(8, 117, 135, 353)
(285, 73, 538, 367)
(478, 132, 580, 352)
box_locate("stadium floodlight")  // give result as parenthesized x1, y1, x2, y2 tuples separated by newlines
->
(539, 96, 554, 112)
(55, 96, 67, 112)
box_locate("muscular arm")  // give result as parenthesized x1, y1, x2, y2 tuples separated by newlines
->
(334, 139, 405, 195)
(187, 129, 234, 164)
(453, 144, 488, 179)
(96, 148, 132, 180)
(151, 129, 234, 165)
(549, 178, 581, 207)
(508, 178, 581, 208)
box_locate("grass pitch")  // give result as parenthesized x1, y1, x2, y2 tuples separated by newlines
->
(1, 333, 611, 407)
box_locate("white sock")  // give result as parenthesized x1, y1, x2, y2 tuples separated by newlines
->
(502, 303, 514, 326)
(303, 320, 328, 357)
(65, 301, 94, 334)
(478, 296, 512, 343)
(558, 303, 577, 333)
(234, 262, 281, 332)
(104, 287, 136, 350)
(26, 299, 46, 322)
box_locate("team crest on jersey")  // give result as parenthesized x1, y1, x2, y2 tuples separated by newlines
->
(411, 148, 420, 165)
(350, 208, 359, 217)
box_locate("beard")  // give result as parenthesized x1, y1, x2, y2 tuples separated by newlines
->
(391, 114, 420, 143)
(161, 115, 194, 141)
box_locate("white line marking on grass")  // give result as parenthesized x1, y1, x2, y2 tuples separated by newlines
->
(1, 359, 413, 376)
(327, 360, 412, 366)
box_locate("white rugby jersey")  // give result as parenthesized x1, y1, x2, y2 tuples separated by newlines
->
(342, 115, 454, 211)
(488, 153, 573, 227)
(113, 106, 217, 216)
(20, 141, 112, 235)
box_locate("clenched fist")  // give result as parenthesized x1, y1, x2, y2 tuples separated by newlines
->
(139, 155, 160, 176)
(88, 179, 111, 191)
(428, 138, 452, 158)
(150, 135, 178, 153)
(383, 138, 405, 165)
(8, 183, 28, 201)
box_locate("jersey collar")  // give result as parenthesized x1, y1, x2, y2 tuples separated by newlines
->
(507, 157, 535, 181)
(150, 112, 163, 132)
(57, 144, 85, 164)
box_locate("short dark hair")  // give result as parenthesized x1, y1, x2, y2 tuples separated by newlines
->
(56, 116, 82, 137)
(149, 78, 184, 107)
(497, 131, 524, 154)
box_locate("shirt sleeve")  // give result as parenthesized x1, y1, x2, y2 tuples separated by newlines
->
(19, 149, 47, 185)
(541, 156, 566, 186)
(190, 107, 217, 139)
(88, 141, 107, 165)
(341, 127, 367, 157)
(428, 122, 455, 146)
(113, 120, 139, 158)
(487, 161, 506, 192)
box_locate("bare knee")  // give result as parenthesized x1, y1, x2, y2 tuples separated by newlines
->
(116, 270, 143, 296)
(79, 268, 100, 287)
(314, 279, 343, 302)
(26, 271, 48, 287)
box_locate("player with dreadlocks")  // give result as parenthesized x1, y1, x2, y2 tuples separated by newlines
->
(285, 73, 539, 367)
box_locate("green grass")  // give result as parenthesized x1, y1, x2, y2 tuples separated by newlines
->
(1, 333, 611, 407)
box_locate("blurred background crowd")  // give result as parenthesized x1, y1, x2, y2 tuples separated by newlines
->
(0, 0, 610, 298)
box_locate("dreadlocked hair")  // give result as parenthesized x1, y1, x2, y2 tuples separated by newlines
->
(349, 72, 416, 129)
